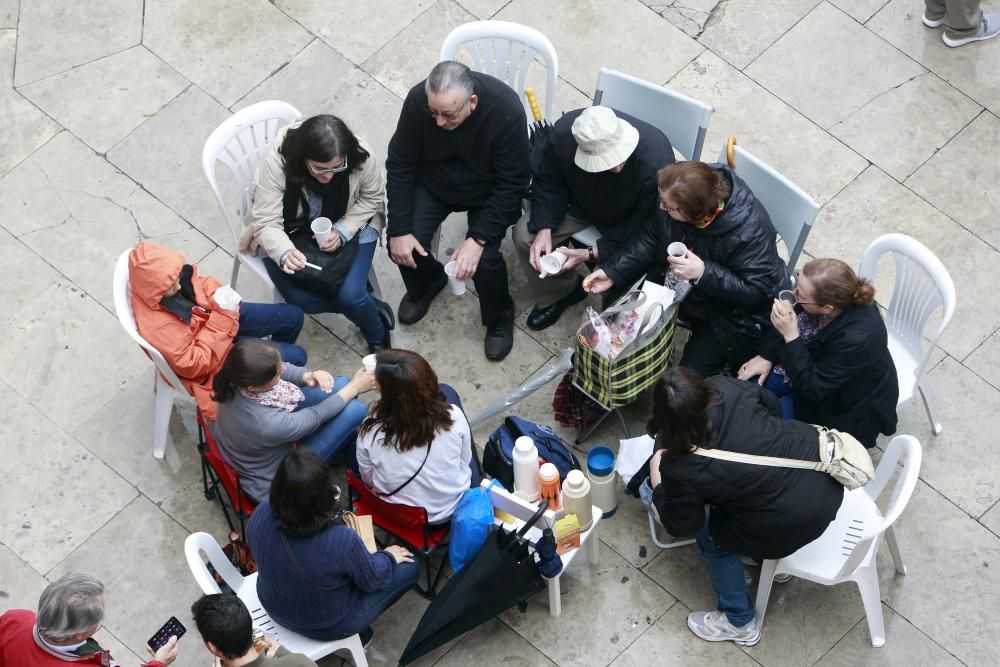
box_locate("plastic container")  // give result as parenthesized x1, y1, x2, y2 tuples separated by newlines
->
(512, 436, 540, 502)
(586, 446, 618, 518)
(561, 469, 593, 531)
(538, 462, 562, 511)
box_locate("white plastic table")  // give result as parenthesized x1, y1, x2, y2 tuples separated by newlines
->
(481, 479, 602, 617)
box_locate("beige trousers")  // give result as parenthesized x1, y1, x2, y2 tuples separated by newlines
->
(924, 0, 982, 36)
(512, 212, 592, 308)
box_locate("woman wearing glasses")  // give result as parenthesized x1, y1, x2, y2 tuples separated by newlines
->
(737, 258, 898, 447)
(243, 114, 392, 353)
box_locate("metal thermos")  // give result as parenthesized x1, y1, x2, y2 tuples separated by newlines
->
(586, 446, 618, 518)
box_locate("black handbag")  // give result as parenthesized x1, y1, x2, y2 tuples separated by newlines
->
(286, 229, 360, 293)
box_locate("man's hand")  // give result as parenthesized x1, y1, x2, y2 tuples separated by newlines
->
(263, 636, 281, 657)
(389, 234, 427, 269)
(282, 249, 307, 274)
(451, 237, 484, 281)
(558, 247, 591, 272)
(529, 228, 553, 272)
(737, 355, 774, 385)
(666, 250, 705, 282)
(583, 269, 613, 294)
(317, 232, 343, 253)
(649, 449, 665, 489)
(148, 635, 180, 666)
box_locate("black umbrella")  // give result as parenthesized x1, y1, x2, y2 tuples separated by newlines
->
(524, 88, 553, 196)
(399, 501, 550, 665)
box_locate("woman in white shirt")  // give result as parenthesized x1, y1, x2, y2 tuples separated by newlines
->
(356, 349, 481, 524)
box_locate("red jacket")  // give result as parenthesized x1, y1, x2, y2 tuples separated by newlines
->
(128, 241, 240, 421)
(0, 609, 165, 666)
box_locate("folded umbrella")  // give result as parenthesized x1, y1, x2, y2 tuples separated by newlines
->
(399, 500, 549, 665)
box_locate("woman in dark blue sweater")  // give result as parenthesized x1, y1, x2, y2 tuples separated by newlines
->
(247, 449, 418, 644)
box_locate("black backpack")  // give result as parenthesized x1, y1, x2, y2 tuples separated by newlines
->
(484, 416, 581, 491)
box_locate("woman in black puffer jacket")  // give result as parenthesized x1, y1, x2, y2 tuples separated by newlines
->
(596, 162, 789, 376)
(647, 367, 843, 647)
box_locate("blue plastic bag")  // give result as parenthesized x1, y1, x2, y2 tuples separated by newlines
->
(448, 482, 497, 572)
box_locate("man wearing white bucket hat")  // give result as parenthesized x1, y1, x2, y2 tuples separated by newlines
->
(513, 106, 674, 330)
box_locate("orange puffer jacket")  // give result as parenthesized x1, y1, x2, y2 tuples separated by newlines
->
(128, 241, 239, 420)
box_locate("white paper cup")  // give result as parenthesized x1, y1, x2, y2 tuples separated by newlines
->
(538, 250, 568, 278)
(362, 354, 377, 372)
(778, 289, 796, 306)
(311, 217, 333, 244)
(667, 242, 687, 258)
(444, 261, 466, 296)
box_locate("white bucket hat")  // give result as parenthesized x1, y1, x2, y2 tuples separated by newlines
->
(571, 106, 639, 173)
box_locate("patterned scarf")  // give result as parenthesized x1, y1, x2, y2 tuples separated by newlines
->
(774, 312, 832, 385)
(240, 379, 305, 412)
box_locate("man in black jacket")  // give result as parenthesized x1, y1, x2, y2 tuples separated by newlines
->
(513, 106, 674, 330)
(386, 61, 530, 360)
(587, 162, 789, 376)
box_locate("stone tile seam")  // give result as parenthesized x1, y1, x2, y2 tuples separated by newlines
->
(0, 534, 48, 586)
(901, 106, 986, 185)
(859, 0, 895, 27)
(825, 68, 930, 134)
(735, 0, 826, 72)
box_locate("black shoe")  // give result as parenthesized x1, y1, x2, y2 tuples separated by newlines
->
(367, 328, 391, 354)
(359, 626, 374, 649)
(373, 296, 396, 331)
(397, 272, 448, 325)
(526, 282, 587, 331)
(484, 308, 515, 361)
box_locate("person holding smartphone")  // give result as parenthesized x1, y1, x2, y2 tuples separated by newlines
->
(191, 594, 316, 666)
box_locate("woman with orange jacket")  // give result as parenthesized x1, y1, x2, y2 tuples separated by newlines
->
(128, 241, 307, 420)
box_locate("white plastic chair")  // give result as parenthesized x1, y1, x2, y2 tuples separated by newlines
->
(113, 249, 193, 460)
(720, 137, 819, 274)
(571, 68, 715, 248)
(859, 234, 956, 434)
(184, 532, 368, 666)
(439, 20, 559, 120)
(755, 435, 922, 647)
(202, 101, 386, 301)
(647, 509, 695, 551)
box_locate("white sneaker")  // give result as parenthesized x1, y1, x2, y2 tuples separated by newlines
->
(687, 611, 762, 646)
(922, 12, 944, 28)
(943, 13, 1000, 47)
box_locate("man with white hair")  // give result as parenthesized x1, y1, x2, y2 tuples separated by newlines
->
(386, 60, 530, 361)
(0, 572, 180, 665)
(513, 106, 675, 330)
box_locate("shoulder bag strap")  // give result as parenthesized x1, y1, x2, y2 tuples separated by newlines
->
(690, 447, 824, 472)
(378, 441, 432, 498)
(279, 532, 339, 591)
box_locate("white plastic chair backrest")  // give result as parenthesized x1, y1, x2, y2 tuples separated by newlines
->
(858, 233, 956, 382)
(202, 101, 301, 249)
(439, 20, 558, 120)
(719, 141, 819, 272)
(594, 68, 713, 162)
(113, 249, 188, 392)
(837, 435, 921, 578)
(184, 531, 244, 595)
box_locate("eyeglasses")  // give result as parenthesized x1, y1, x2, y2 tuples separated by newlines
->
(792, 286, 816, 305)
(308, 159, 349, 176)
(425, 98, 469, 121)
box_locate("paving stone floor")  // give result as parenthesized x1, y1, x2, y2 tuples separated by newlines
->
(1, 1, 999, 665)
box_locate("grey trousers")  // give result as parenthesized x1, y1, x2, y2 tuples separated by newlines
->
(925, 0, 982, 36)
(512, 212, 591, 308)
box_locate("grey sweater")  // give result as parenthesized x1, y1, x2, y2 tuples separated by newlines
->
(215, 364, 347, 501)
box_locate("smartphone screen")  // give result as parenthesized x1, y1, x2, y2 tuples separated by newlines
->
(147, 616, 186, 651)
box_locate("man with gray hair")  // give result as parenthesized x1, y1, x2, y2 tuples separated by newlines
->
(0, 572, 180, 666)
(386, 60, 530, 361)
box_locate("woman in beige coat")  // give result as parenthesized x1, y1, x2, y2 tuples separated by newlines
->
(243, 115, 392, 352)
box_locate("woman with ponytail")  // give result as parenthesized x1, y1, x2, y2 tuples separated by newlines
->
(737, 258, 898, 447)
(211, 339, 374, 502)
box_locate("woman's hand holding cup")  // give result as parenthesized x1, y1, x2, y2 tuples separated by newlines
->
(350, 366, 377, 394)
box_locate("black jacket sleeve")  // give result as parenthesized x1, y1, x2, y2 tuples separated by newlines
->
(600, 207, 665, 287)
(527, 136, 570, 233)
(469, 114, 530, 244)
(651, 474, 704, 538)
(385, 93, 424, 238)
(695, 215, 779, 313)
(780, 324, 873, 403)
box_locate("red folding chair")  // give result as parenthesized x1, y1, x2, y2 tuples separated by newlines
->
(197, 411, 257, 535)
(346, 470, 451, 599)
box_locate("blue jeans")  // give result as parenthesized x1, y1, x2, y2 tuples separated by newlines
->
(762, 368, 795, 420)
(438, 383, 482, 486)
(310, 561, 420, 641)
(696, 515, 755, 627)
(236, 302, 307, 366)
(295, 379, 368, 471)
(264, 241, 386, 346)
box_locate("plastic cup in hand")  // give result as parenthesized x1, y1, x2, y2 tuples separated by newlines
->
(444, 261, 466, 296)
(667, 242, 687, 258)
(362, 354, 377, 372)
(311, 217, 333, 244)
(538, 250, 568, 278)
(778, 289, 797, 306)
